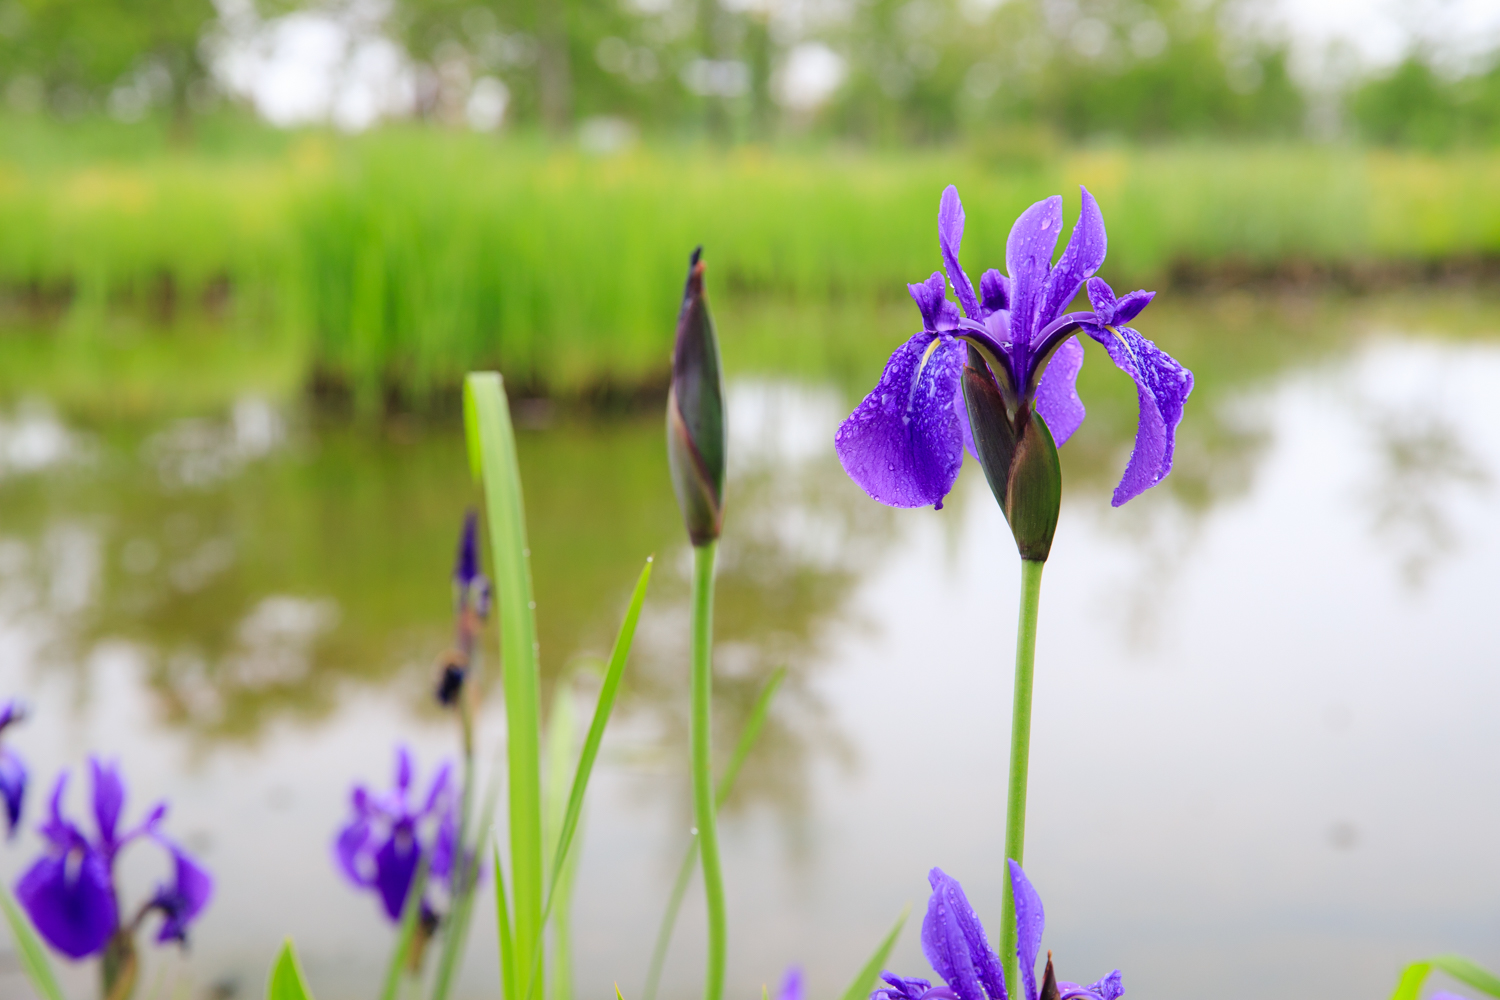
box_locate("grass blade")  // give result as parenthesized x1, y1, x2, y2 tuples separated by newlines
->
(379, 857, 430, 1000)
(522, 556, 654, 1000)
(1431, 956, 1500, 998)
(493, 839, 517, 1000)
(0, 880, 67, 1000)
(268, 940, 315, 1000)
(642, 667, 786, 1000)
(465, 372, 545, 1000)
(430, 758, 506, 1000)
(838, 905, 910, 1000)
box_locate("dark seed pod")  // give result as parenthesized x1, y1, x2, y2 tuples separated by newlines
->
(666, 247, 727, 547)
(962, 346, 1062, 562)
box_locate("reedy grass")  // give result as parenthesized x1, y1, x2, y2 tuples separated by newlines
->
(4, 133, 1500, 405)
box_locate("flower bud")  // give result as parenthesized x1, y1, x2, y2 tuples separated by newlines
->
(962, 347, 1062, 562)
(666, 247, 727, 547)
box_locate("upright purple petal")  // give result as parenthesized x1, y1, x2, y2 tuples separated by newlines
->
(1085, 278, 1117, 324)
(373, 825, 420, 921)
(979, 270, 1009, 317)
(429, 806, 457, 880)
(939, 187, 981, 320)
(835, 334, 967, 509)
(453, 509, 481, 591)
(1032, 337, 1085, 447)
(779, 966, 805, 1000)
(16, 847, 118, 959)
(1036, 189, 1106, 336)
(874, 973, 937, 1000)
(909, 274, 962, 333)
(1008, 861, 1045, 1000)
(149, 840, 213, 944)
(1005, 197, 1063, 345)
(0, 699, 25, 731)
(0, 746, 26, 837)
(922, 869, 1006, 1000)
(1082, 324, 1193, 506)
(394, 746, 413, 799)
(1085, 972, 1123, 1000)
(335, 817, 374, 886)
(422, 762, 453, 816)
(89, 757, 124, 848)
(1112, 291, 1153, 326)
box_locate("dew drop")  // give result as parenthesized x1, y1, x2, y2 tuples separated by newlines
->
(881, 393, 891, 406)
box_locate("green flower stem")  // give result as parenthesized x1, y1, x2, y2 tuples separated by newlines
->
(999, 558, 1044, 997)
(691, 541, 727, 1000)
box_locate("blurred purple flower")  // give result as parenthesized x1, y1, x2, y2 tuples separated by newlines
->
(438, 510, 491, 707)
(779, 966, 805, 1000)
(335, 745, 458, 921)
(872, 864, 1121, 1000)
(0, 699, 28, 837)
(834, 185, 1192, 510)
(15, 758, 212, 959)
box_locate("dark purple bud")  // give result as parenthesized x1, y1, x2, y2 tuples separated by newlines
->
(667, 247, 727, 547)
(0, 746, 26, 838)
(962, 347, 1062, 562)
(454, 510, 481, 593)
(435, 661, 466, 707)
(1039, 954, 1060, 1000)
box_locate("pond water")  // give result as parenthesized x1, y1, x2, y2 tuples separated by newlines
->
(0, 293, 1497, 1000)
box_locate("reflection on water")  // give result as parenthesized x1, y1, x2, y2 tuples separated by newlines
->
(0, 315, 1498, 1000)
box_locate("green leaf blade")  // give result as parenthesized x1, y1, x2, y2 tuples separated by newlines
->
(839, 906, 911, 1000)
(268, 940, 315, 1000)
(0, 881, 66, 1000)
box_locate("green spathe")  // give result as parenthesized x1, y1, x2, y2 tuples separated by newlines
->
(667, 248, 727, 547)
(961, 348, 1062, 562)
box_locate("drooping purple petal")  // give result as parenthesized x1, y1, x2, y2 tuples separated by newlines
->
(835, 334, 967, 509)
(149, 840, 213, 944)
(1035, 189, 1106, 336)
(373, 825, 421, 921)
(1008, 861, 1045, 1000)
(1086, 279, 1153, 329)
(922, 868, 1007, 1000)
(779, 965, 805, 1000)
(939, 187, 981, 320)
(979, 270, 1009, 317)
(16, 847, 118, 959)
(909, 274, 962, 333)
(0, 746, 26, 837)
(89, 757, 125, 849)
(1082, 323, 1193, 506)
(1082, 972, 1123, 1000)
(1005, 197, 1064, 345)
(1032, 337, 1085, 447)
(874, 973, 938, 1000)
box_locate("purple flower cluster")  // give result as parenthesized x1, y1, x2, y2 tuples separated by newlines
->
(835, 185, 1192, 510)
(15, 758, 212, 959)
(335, 746, 458, 922)
(875, 865, 1120, 1000)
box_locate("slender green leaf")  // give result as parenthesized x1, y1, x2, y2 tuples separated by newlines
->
(523, 556, 654, 1000)
(380, 857, 430, 1000)
(431, 759, 506, 1000)
(838, 906, 910, 1000)
(0, 880, 67, 1000)
(268, 940, 315, 1000)
(466, 372, 545, 1000)
(1432, 956, 1500, 998)
(642, 667, 786, 1000)
(1393, 961, 1433, 1000)
(493, 839, 517, 1000)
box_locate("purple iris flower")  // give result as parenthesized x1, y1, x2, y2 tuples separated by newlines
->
(873, 864, 1121, 1000)
(835, 185, 1192, 510)
(0, 699, 28, 837)
(15, 758, 212, 959)
(335, 745, 458, 921)
(779, 966, 804, 1000)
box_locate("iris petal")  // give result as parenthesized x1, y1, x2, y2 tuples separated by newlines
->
(939, 186, 981, 320)
(1008, 861, 1045, 1000)
(16, 847, 118, 958)
(909, 273, 962, 332)
(922, 868, 1007, 1000)
(1032, 337, 1085, 447)
(1036, 189, 1107, 340)
(1083, 324, 1193, 506)
(0, 746, 26, 837)
(89, 757, 124, 848)
(1005, 196, 1064, 345)
(150, 840, 213, 943)
(374, 826, 421, 921)
(835, 334, 966, 509)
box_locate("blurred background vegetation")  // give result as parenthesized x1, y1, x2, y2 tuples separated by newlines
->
(0, 0, 1497, 404)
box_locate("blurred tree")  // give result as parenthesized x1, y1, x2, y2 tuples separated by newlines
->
(0, 0, 217, 122)
(1349, 53, 1500, 149)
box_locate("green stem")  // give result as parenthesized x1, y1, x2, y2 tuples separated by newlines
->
(999, 558, 1044, 998)
(691, 541, 726, 1000)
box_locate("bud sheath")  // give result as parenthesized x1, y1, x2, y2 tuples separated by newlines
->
(667, 247, 727, 547)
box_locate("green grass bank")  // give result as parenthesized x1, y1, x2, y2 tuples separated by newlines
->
(2, 123, 1498, 404)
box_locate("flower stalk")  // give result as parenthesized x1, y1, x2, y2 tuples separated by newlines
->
(999, 557, 1044, 1000)
(690, 541, 727, 1000)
